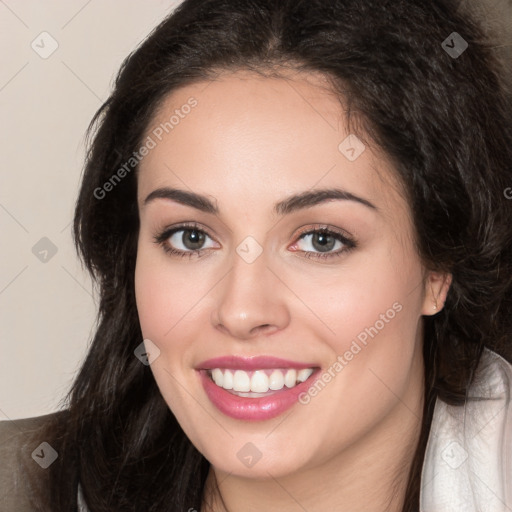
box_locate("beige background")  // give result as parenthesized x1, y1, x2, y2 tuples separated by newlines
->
(0, 0, 510, 421)
(0, 0, 181, 421)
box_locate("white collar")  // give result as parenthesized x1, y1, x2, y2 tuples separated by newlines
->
(420, 348, 512, 511)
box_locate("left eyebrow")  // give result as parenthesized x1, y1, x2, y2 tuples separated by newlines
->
(274, 187, 377, 215)
(143, 186, 378, 215)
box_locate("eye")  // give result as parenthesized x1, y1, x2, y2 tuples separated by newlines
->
(291, 225, 356, 260)
(153, 222, 217, 259)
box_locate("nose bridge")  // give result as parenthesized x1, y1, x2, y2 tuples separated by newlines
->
(227, 242, 268, 301)
(211, 239, 290, 338)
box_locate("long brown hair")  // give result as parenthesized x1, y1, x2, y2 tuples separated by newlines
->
(28, 1, 512, 510)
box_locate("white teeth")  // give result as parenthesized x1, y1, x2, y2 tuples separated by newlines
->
(268, 370, 285, 390)
(233, 370, 251, 392)
(209, 367, 315, 393)
(212, 368, 223, 387)
(297, 368, 314, 383)
(222, 370, 233, 390)
(284, 369, 297, 388)
(250, 371, 269, 393)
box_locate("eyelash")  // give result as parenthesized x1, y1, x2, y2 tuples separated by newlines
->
(153, 222, 357, 261)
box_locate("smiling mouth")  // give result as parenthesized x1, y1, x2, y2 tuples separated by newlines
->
(207, 367, 317, 397)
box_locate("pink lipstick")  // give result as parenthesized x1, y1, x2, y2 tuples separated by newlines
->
(196, 356, 320, 421)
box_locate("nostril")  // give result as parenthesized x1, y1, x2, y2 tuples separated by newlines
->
(251, 324, 275, 335)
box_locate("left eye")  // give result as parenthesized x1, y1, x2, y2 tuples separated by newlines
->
(294, 230, 347, 254)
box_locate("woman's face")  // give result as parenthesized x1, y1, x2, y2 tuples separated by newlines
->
(135, 69, 448, 479)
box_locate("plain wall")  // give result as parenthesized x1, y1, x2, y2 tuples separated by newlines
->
(0, 0, 181, 421)
(0, 0, 511, 421)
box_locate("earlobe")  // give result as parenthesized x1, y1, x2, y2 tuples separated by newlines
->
(421, 272, 452, 316)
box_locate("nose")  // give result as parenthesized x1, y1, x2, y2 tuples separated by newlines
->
(210, 249, 291, 340)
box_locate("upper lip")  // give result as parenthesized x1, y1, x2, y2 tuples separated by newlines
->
(196, 356, 318, 371)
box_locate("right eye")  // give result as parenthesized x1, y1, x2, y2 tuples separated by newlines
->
(153, 222, 218, 259)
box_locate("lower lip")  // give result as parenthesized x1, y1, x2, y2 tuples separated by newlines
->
(198, 369, 320, 421)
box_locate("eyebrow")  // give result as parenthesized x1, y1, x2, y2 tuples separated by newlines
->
(143, 187, 377, 215)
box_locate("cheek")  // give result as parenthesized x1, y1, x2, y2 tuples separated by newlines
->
(281, 247, 424, 359)
(134, 253, 170, 339)
(134, 246, 197, 419)
(134, 242, 220, 383)
(134, 243, 202, 341)
(134, 239, 187, 366)
(288, 260, 424, 450)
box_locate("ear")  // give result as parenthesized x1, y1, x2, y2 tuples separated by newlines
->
(421, 271, 452, 316)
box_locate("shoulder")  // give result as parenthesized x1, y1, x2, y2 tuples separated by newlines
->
(472, 347, 512, 397)
(0, 411, 66, 512)
(420, 348, 512, 510)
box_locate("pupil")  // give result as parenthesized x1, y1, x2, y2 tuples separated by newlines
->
(184, 229, 204, 249)
(313, 232, 335, 252)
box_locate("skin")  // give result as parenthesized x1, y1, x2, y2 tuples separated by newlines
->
(134, 69, 451, 512)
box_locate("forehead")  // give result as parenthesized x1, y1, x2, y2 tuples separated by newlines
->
(137, 69, 406, 220)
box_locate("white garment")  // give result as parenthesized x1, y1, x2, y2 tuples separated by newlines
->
(78, 348, 512, 511)
(420, 348, 512, 511)
(77, 483, 88, 512)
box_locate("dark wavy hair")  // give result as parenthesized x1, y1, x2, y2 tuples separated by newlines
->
(27, 0, 512, 510)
